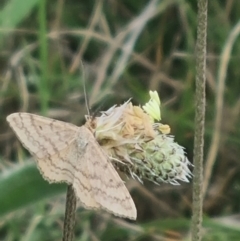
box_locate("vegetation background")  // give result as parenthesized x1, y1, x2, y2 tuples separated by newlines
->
(1, 0, 240, 240)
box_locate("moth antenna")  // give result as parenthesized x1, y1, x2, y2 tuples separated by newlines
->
(79, 60, 90, 116)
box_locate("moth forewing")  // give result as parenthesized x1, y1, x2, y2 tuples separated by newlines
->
(78, 126, 137, 219)
(6, 112, 137, 220)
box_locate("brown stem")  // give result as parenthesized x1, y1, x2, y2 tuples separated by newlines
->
(192, 0, 208, 240)
(62, 185, 77, 241)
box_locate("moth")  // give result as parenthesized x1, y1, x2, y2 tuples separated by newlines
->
(7, 112, 137, 220)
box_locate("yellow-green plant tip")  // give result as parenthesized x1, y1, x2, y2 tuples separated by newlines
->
(149, 90, 160, 105)
(143, 104, 158, 121)
(143, 91, 161, 121)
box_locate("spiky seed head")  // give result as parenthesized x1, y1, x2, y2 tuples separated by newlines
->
(86, 91, 192, 185)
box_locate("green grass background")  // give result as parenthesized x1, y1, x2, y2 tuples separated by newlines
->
(1, 0, 240, 240)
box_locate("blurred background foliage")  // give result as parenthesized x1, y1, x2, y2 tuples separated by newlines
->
(0, 0, 240, 240)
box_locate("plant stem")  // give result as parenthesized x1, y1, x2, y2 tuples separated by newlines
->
(192, 0, 208, 240)
(62, 185, 77, 241)
(38, 0, 49, 114)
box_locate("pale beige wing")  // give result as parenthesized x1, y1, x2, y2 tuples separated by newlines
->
(70, 139, 100, 209)
(7, 113, 99, 208)
(7, 112, 77, 183)
(34, 141, 78, 184)
(77, 126, 137, 220)
(6, 112, 78, 159)
(37, 141, 100, 209)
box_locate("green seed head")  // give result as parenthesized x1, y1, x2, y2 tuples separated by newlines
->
(86, 91, 192, 185)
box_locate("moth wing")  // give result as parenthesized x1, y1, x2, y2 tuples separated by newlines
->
(7, 113, 100, 208)
(6, 112, 78, 159)
(79, 126, 137, 220)
(71, 139, 100, 209)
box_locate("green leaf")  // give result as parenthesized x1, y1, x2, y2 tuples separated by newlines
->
(0, 0, 40, 29)
(0, 161, 66, 217)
